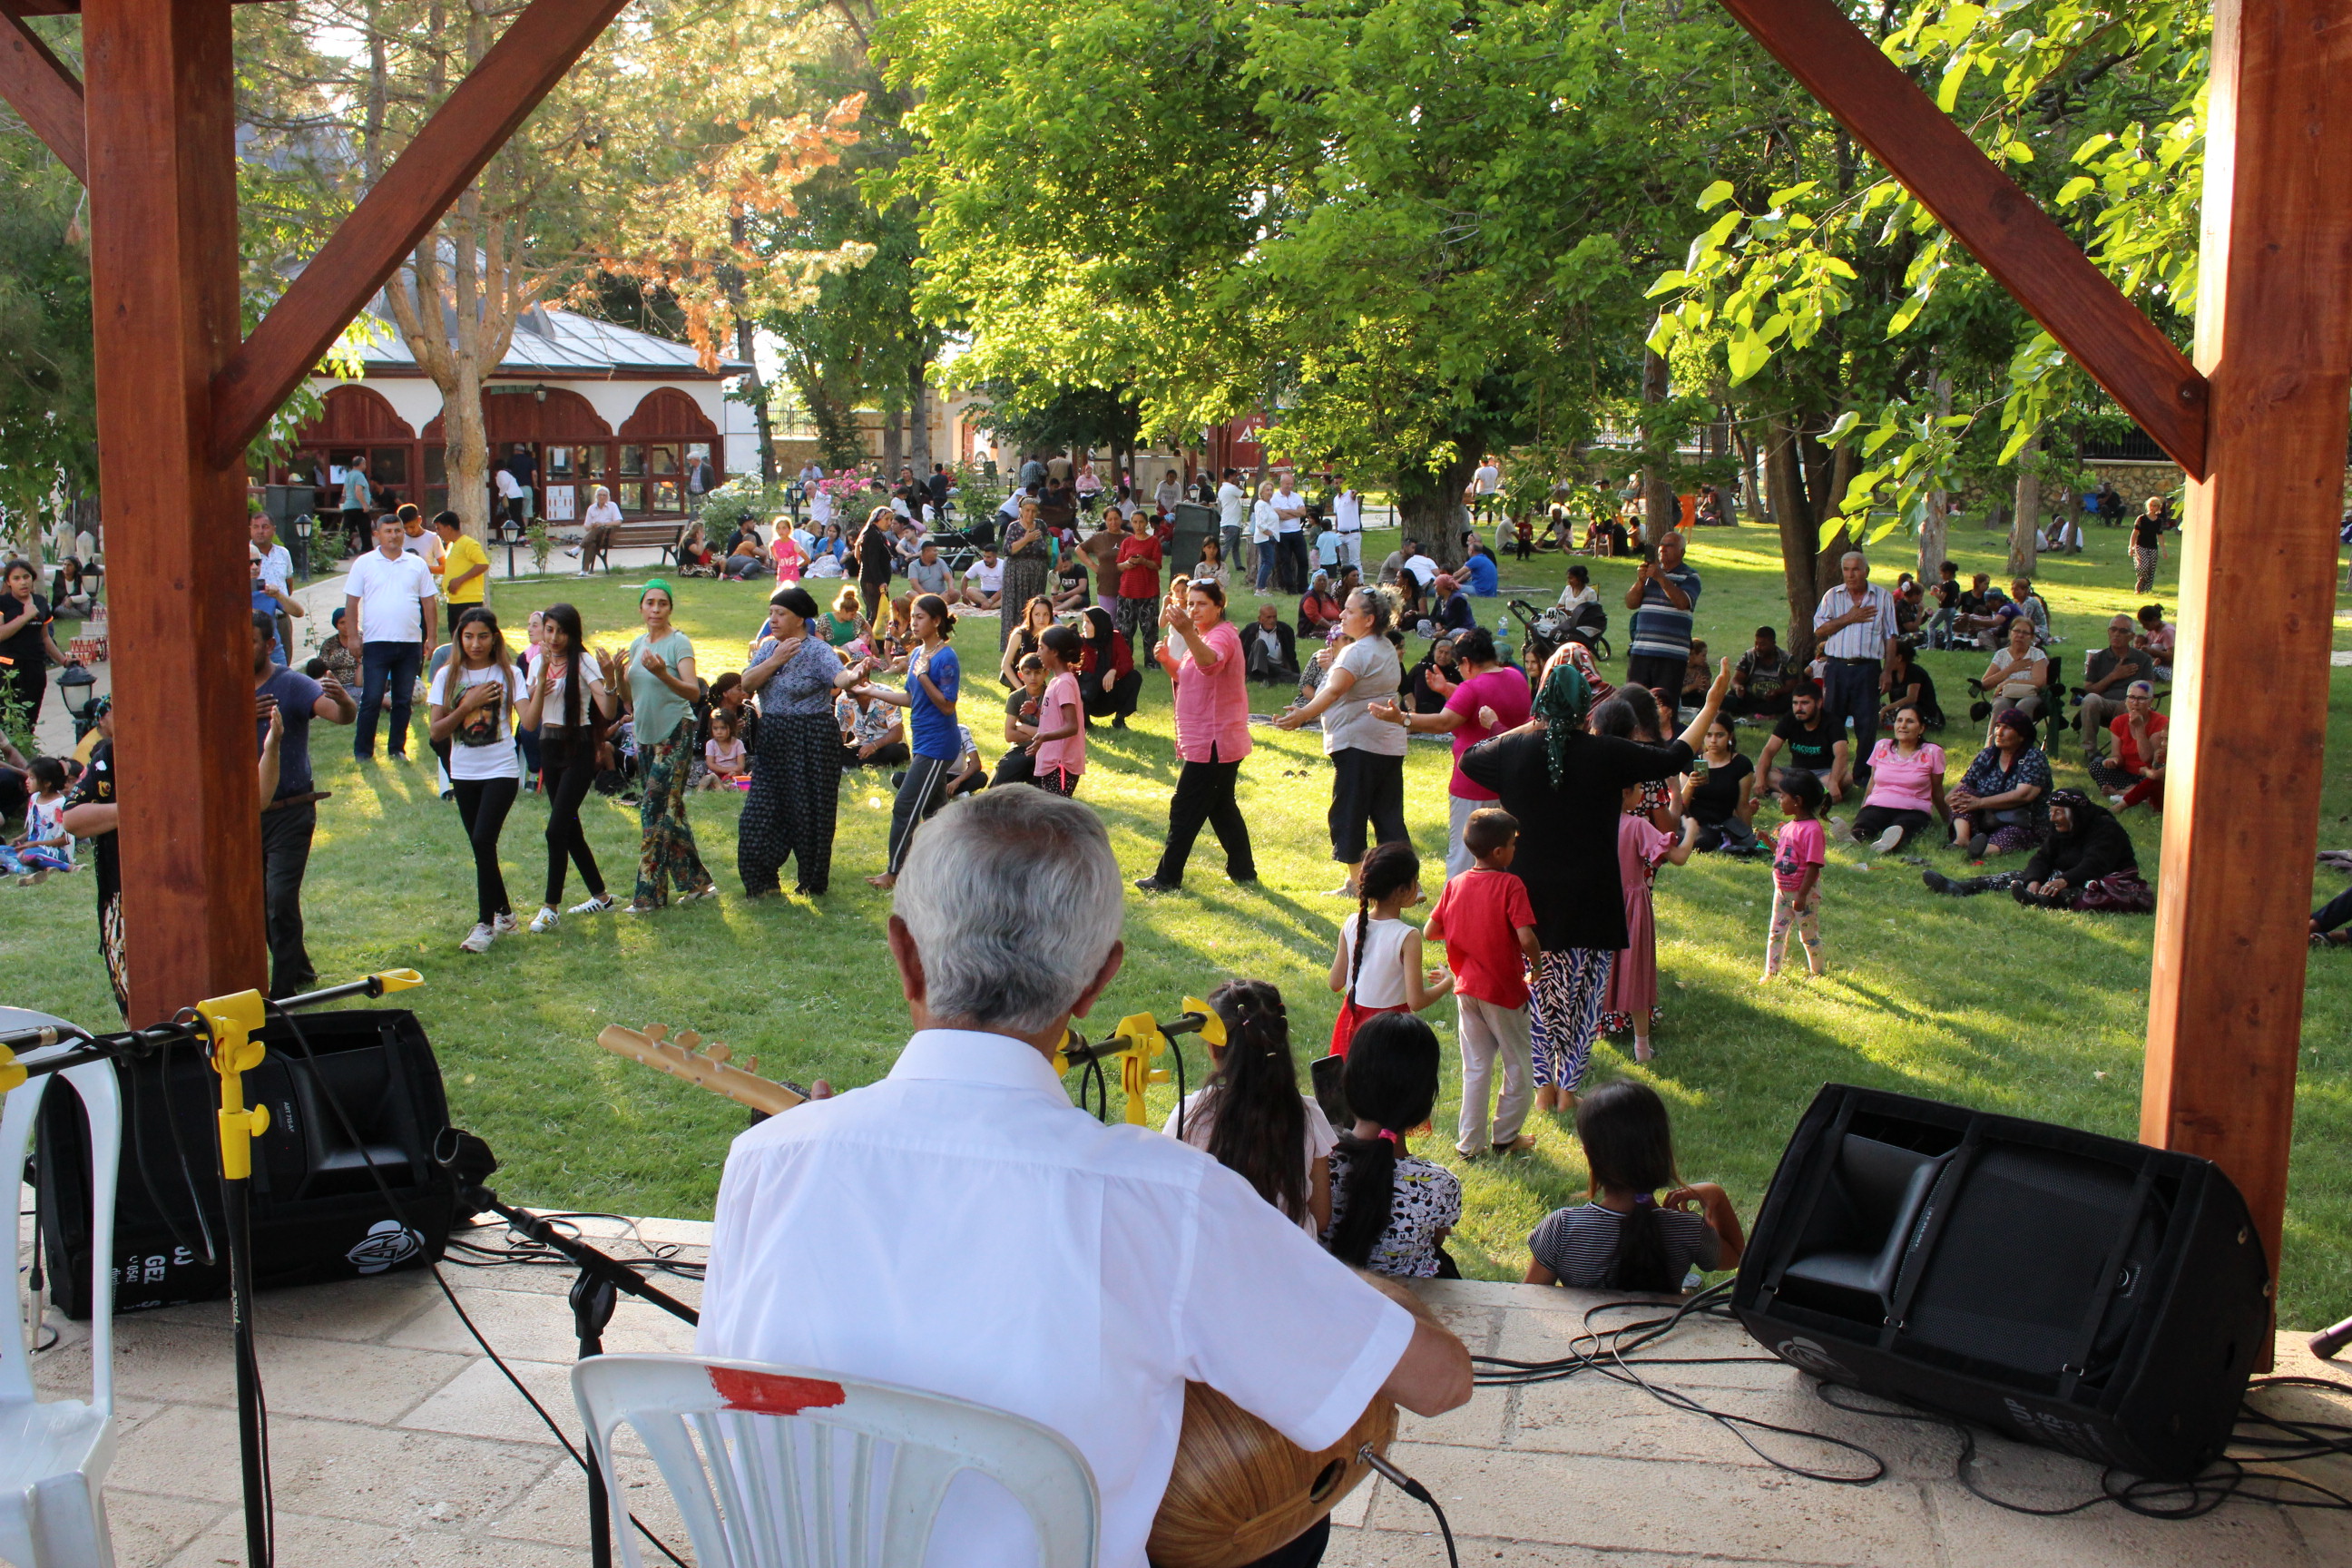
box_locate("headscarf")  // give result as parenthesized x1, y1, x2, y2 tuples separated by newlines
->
(639, 578, 674, 606)
(1531, 662, 1595, 787)
(1994, 707, 2035, 740)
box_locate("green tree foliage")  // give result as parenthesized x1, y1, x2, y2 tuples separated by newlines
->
(0, 141, 94, 555)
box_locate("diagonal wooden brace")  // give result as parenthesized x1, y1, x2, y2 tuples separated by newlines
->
(1715, 0, 2210, 478)
(207, 0, 631, 465)
(0, 3, 86, 181)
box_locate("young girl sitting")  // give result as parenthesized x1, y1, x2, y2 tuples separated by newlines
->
(1601, 784, 1700, 1063)
(6, 757, 76, 884)
(1328, 840, 1454, 1054)
(1765, 769, 1828, 979)
(1163, 979, 1338, 1235)
(701, 712, 748, 790)
(1325, 1013, 1460, 1279)
(1525, 1080, 1746, 1291)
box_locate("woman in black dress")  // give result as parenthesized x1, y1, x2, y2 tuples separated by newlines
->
(1460, 653, 1730, 1109)
(0, 560, 72, 731)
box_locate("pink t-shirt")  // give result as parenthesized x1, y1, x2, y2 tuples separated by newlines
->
(1166, 618, 1252, 764)
(773, 537, 807, 583)
(1863, 740, 1945, 813)
(1034, 671, 1086, 774)
(1772, 818, 1826, 891)
(1443, 667, 1534, 800)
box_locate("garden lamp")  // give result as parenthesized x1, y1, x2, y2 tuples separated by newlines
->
(57, 662, 99, 738)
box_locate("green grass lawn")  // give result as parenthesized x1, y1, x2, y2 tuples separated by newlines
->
(10, 520, 2352, 1327)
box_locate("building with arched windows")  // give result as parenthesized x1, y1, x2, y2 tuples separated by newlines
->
(284, 305, 754, 527)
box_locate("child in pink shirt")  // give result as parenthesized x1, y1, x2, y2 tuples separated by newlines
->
(1602, 787, 1700, 1061)
(1766, 769, 1828, 978)
(1028, 624, 1087, 796)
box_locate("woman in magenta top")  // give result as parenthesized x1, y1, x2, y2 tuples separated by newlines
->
(1848, 702, 1947, 854)
(1136, 578, 1257, 892)
(1369, 627, 1531, 877)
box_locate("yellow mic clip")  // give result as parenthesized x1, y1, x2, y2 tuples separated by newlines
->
(0, 1043, 23, 1095)
(1181, 996, 1227, 1051)
(371, 968, 424, 994)
(194, 989, 271, 1181)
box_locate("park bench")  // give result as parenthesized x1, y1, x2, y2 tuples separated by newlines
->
(593, 518, 691, 570)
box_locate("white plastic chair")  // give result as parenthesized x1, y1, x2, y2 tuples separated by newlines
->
(573, 1353, 1100, 1568)
(2, 1008, 122, 1568)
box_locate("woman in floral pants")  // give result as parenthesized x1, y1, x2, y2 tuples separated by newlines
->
(621, 581, 714, 910)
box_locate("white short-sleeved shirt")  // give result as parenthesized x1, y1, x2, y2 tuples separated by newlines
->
(1217, 482, 1247, 531)
(1271, 489, 1306, 532)
(1163, 1091, 1339, 1235)
(1473, 464, 1501, 494)
(345, 547, 436, 644)
(701, 1030, 1414, 1568)
(427, 663, 522, 780)
(1333, 491, 1362, 533)
(967, 557, 1004, 593)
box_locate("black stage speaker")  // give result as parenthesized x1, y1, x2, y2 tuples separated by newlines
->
(1733, 1083, 2269, 1481)
(34, 1008, 462, 1318)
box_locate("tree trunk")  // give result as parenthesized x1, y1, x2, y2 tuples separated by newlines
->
(1640, 348, 1679, 546)
(445, 359, 491, 541)
(880, 403, 903, 478)
(1736, 421, 1764, 522)
(907, 364, 932, 475)
(2009, 434, 2043, 578)
(1766, 414, 1826, 663)
(1813, 436, 1857, 584)
(1917, 376, 1951, 583)
(1396, 451, 1477, 571)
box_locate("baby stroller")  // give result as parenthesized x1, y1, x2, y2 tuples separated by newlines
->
(1510, 598, 1611, 668)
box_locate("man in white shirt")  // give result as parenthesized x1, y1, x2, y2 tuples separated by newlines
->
(250, 512, 296, 652)
(701, 789, 1469, 1568)
(1329, 483, 1363, 570)
(1270, 475, 1308, 593)
(1215, 468, 1249, 573)
(962, 544, 1004, 610)
(1809, 550, 1901, 787)
(342, 513, 438, 761)
(493, 465, 524, 530)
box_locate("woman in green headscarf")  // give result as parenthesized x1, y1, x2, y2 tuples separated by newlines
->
(622, 579, 715, 910)
(1459, 649, 1732, 1110)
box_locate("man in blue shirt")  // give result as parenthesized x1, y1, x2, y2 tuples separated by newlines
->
(1623, 528, 1701, 698)
(1461, 544, 1499, 596)
(252, 611, 354, 995)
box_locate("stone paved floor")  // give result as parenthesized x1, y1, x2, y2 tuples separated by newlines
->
(19, 1218, 2352, 1567)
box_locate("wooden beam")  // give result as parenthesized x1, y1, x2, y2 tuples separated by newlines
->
(1714, 0, 2210, 479)
(0, 4, 86, 181)
(2141, 0, 2352, 1314)
(208, 0, 629, 465)
(81, 0, 265, 1022)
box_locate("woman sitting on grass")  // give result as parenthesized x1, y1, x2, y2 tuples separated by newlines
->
(1848, 703, 1947, 854)
(1945, 709, 2050, 858)
(1525, 1080, 1745, 1291)
(1324, 1013, 1460, 1279)
(1924, 789, 2148, 910)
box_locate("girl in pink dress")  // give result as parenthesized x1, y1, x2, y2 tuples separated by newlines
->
(1601, 786, 1700, 1062)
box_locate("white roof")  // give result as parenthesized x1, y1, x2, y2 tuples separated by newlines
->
(351, 300, 750, 380)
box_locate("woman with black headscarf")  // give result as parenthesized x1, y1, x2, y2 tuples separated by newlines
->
(1460, 654, 1731, 1110)
(1923, 789, 2149, 909)
(738, 585, 873, 897)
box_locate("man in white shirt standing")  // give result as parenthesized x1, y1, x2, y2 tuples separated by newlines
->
(494, 464, 524, 531)
(342, 513, 438, 761)
(1810, 550, 1901, 788)
(1216, 467, 1249, 580)
(701, 789, 1470, 1568)
(1270, 474, 1309, 594)
(250, 512, 296, 654)
(1329, 481, 1363, 571)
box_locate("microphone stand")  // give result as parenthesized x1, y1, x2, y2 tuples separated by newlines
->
(456, 1183, 699, 1568)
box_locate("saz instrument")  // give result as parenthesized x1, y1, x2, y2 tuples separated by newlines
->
(594, 1022, 1393, 1567)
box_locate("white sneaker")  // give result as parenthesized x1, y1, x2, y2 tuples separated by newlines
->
(1872, 826, 1905, 855)
(528, 906, 560, 934)
(492, 912, 519, 936)
(568, 893, 615, 915)
(458, 923, 496, 953)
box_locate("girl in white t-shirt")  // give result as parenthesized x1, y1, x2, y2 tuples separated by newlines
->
(1161, 979, 1339, 1235)
(427, 607, 524, 952)
(1327, 840, 1453, 1055)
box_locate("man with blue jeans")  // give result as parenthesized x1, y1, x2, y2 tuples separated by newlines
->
(343, 513, 438, 760)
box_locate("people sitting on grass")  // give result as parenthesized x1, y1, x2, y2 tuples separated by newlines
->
(1877, 640, 1941, 730)
(1949, 573, 2001, 643)
(1298, 571, 1345, 640)
(701, 712, 747, 789)
(2310, 884, 2352, 948)
(1524, 1081, 1745, 1290)
(1730, 625, 1792, 721)
(1406, 632, 1462, 713)
(838, 684, 908, 769)
(1162, 978, 1338, 1235)
(1079, 603, 1142, 728)
(1556, 563, 1597, 614)
(1325, 1011, 1461, 1279)
(1240, 602, 1299, 686)
(1681, 717, 1759, 853)
(1926, 789, 2148, 910)
(1422, 572, 1475, 640)
(1460, 541, 1500, 597)
(1848, 704, 1947, 854)
(5, 756, 77, 883)
(2135, 603, 2175, 679)
(1945, 708, 2051, 858)
(2087, 680, 2168, 810)
(2077, 614, 2156, 756)
(1754, 682, 1849, 803)
(1678, 640, 1711, 717)
(962, 544, 1004, 611)
(1977, 614, 2050, 737)
(720, 521, 771, 580)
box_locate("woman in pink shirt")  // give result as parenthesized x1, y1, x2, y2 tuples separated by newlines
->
(1367, 627, 1531, 877)
(1136, 578, 1257, 891)
(1848, 702, 1947, 854)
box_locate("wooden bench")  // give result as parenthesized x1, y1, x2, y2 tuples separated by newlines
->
(590, 519, 689, 570)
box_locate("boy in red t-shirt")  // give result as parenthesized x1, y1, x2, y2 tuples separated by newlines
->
(1426, 808, 1543, 1158)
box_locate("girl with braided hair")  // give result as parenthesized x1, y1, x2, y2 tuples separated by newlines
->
(1162, 980, 1338, 1234)
(1325, 1014, 1459, 1279)
(1325, 840, 1453, 1055)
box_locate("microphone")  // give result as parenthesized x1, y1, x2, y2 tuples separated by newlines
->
(2311, 1313, 2352, 1361)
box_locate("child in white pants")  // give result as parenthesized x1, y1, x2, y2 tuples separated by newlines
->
(1426, 808, 1543, 1157)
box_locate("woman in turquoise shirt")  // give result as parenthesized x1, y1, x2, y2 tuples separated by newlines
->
(622, 579, 715, 910)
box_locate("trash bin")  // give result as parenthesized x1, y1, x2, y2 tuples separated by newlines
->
(1171, 501, 1218, 583)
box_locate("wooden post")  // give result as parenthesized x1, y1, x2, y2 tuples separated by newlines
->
(81, 0, 266, 1022)
(2141, 0, 2352, 1290)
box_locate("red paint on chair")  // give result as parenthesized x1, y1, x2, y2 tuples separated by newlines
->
(710, 1367, 848, 1416)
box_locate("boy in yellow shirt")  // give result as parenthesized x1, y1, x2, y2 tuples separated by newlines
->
(431, 512, 491, 635)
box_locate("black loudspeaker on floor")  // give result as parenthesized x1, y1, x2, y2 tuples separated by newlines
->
(33, 1007, 461, 1318)
(1734, 1083, 2271, 1483)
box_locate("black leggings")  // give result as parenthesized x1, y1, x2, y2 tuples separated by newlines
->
(1851, 804, 1936, 848)
(451, 776, 518, 926)
(540, 731, 607, 906)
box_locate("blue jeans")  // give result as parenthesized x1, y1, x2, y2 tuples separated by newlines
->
(1254, 542, 1277, 592)
(356, 640, 423, 759)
